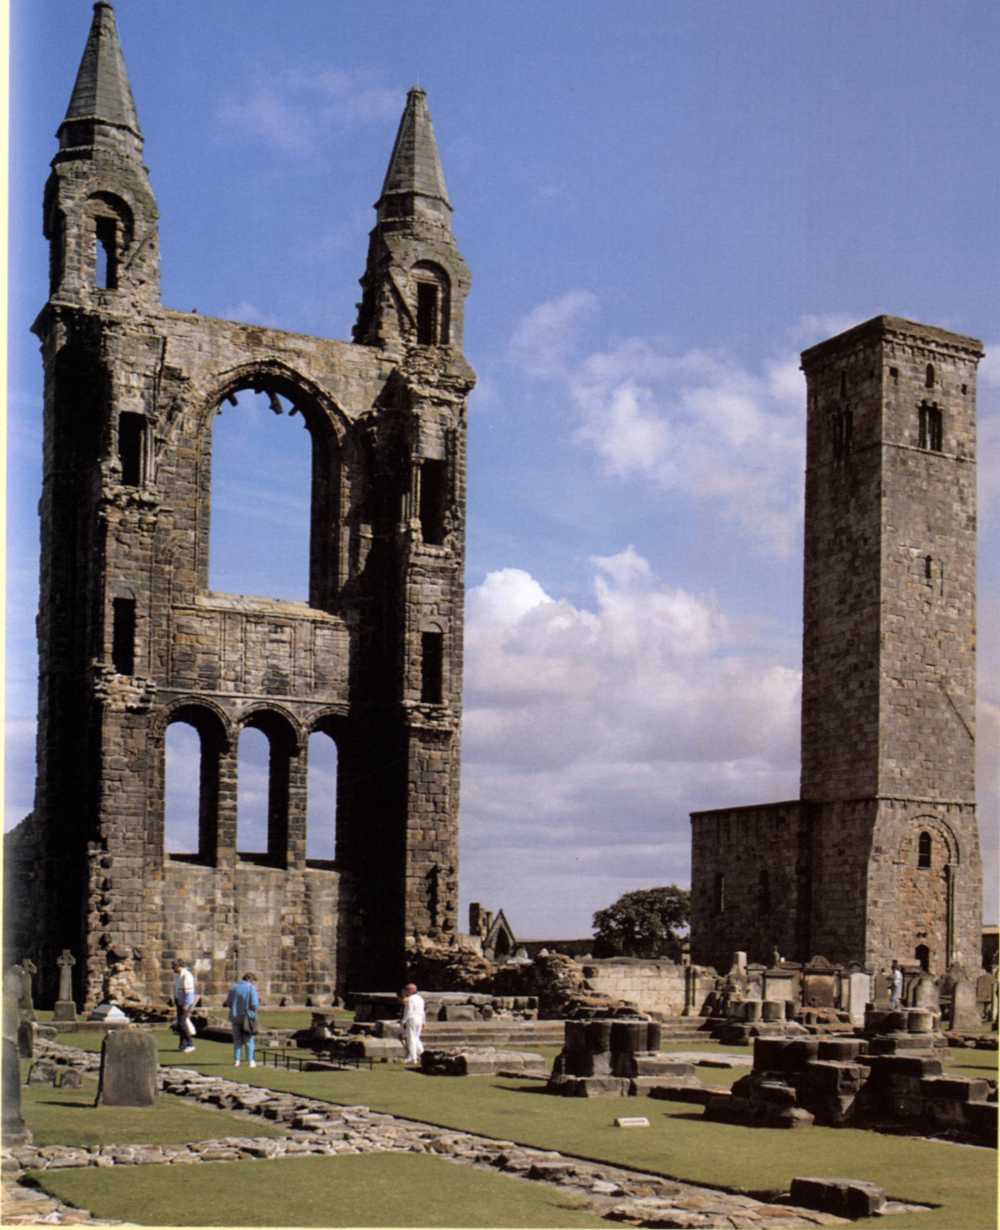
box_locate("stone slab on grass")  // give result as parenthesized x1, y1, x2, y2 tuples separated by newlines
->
(789, 1176, 886, 1219)
(96, 1030, 157, 1107)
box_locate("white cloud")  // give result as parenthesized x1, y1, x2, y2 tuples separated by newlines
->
(509, 290, 598, 379)
(217, 65, 401, 155)
(460, 553, 801, 933)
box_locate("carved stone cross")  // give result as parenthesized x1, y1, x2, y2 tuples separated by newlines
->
(57, 950, 76, 1004)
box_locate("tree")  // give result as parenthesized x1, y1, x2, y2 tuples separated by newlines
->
(592, 886, 690, 959)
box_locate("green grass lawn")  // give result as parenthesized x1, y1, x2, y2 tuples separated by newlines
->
(29, 1029, 996, 1230)
(21, 1072, 284, 1148)
(29, 1153, 608, 1228)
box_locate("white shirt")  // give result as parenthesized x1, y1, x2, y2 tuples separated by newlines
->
(174, 967, 195, 1004)
(402, 992, 425, 1028)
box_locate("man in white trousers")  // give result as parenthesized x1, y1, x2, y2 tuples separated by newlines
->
(400, 982, 426, 1065)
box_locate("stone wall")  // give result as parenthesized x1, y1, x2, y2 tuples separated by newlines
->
(690, 801, 809, 969)
(578, 959, 714, 1017)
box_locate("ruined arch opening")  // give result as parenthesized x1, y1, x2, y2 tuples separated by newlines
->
(306, 729, 338, 864)
(164, 705, 225, 865)
(237, 710, 299, 867)
(205, 374, 344, 609)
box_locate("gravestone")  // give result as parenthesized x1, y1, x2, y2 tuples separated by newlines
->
(15, 959, 37, 1021)
(2, 969, 31, 1144)
(802, 957, 837, 1008)
(948, 978, 978, 1033)
(872, 972, 891, 1007)
(96, 1028, 158, 1107)
(911, 973, 939, 1011)
(53, 949, 78, 1022)
(847, 971, 871, 1026)
(17, 1019, 36, 1058)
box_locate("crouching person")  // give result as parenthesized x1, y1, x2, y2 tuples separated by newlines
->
(225, 972, 260, 1068)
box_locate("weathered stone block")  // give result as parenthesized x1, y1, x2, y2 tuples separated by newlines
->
(789, 1177, 886, 1219)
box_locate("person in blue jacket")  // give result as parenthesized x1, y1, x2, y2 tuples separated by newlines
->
(224, 972, 260, 1067)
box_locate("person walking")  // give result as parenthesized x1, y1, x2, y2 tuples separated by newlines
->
(172, 959, 197, 1053)
(400, 982, 426, 1065)
(224, 972, 260, 1068)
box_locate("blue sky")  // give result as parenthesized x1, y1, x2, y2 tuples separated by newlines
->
(7, 1, 999, 937)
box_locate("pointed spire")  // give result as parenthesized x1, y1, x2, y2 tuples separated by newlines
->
(60, 2, 142, 143)
(378, 88, 451, 211)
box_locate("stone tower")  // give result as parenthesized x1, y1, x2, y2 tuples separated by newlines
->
(799, 316, 982, 973)
(691, 316, 983, 976)
(12, 2, 474, 1007)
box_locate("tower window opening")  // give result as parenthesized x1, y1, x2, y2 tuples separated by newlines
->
(758, 869, 771, 913)
(111, 597, 136, 675)
(924, 555, 933, 582)
(925, 363, 935, 389)
(918, 830, 932, 869)
(50, 212, 65, 294)
(915, 944, 930, 971)
(419, 459, 448, 544)
(95, 217, 118, 289)
(416, 282, 440, 345)
(833, 409, 853, 461)
(889, 366, 899, 381)
(421, 631, 444, 704)
(918, 404, 943, 452)
(118, 413, 145, 486)
(714, 872, 725, 915)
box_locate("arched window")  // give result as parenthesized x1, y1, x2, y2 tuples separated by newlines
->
(925, 363, 935, 389)
(164, 708, 224, 864)
(307, 730, 338, 863)
(210, 390, 311, 600)
(915, 944, 930, 971)
(918, 831, 932, 869)
(412, 262, 450, 345)
(237, 711, 297, 867)
(85, 192, 133, 291)
(236, 726, 270, 857)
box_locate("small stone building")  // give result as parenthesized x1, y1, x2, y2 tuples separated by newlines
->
(7, 3, 474, 1007)
(691, 316, 984, 976)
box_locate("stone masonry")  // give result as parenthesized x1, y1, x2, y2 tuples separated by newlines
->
(5, 3, 474, 1007)
(692, 316, 984, 976)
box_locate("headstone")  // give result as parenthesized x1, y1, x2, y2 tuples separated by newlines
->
(54, 950, 78, 1022)
(911, 973, 939, 1011)
(15, 960, 37, 1021)
(17, 1020, 36, 1058)
(975, 973, 993, 1021)
(96, 1028, 158, 1107)
(802, 957, 837, 1008)
(2, 1037, 31, 1144)
(872, 972, 891, 1007)
(948, 978, 978, 1033)
(730, 951, 748, 977)
(847, 971, 871, 1026)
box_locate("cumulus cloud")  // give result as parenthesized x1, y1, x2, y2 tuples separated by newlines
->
(460, 552, 801, 934)
(510, 296, 813, 557)
(218, 65, 401, 155)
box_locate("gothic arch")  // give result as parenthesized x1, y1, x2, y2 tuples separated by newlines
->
(195, 360, 357, 609)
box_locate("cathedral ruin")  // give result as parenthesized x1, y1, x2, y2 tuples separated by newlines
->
(7, 2, 474, 1007)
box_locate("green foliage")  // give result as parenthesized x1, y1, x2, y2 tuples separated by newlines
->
(591, 885, 690, 957)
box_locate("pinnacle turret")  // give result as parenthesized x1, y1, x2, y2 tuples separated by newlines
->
(58, 1, 143, 157)
(377, 88, 452, 218)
